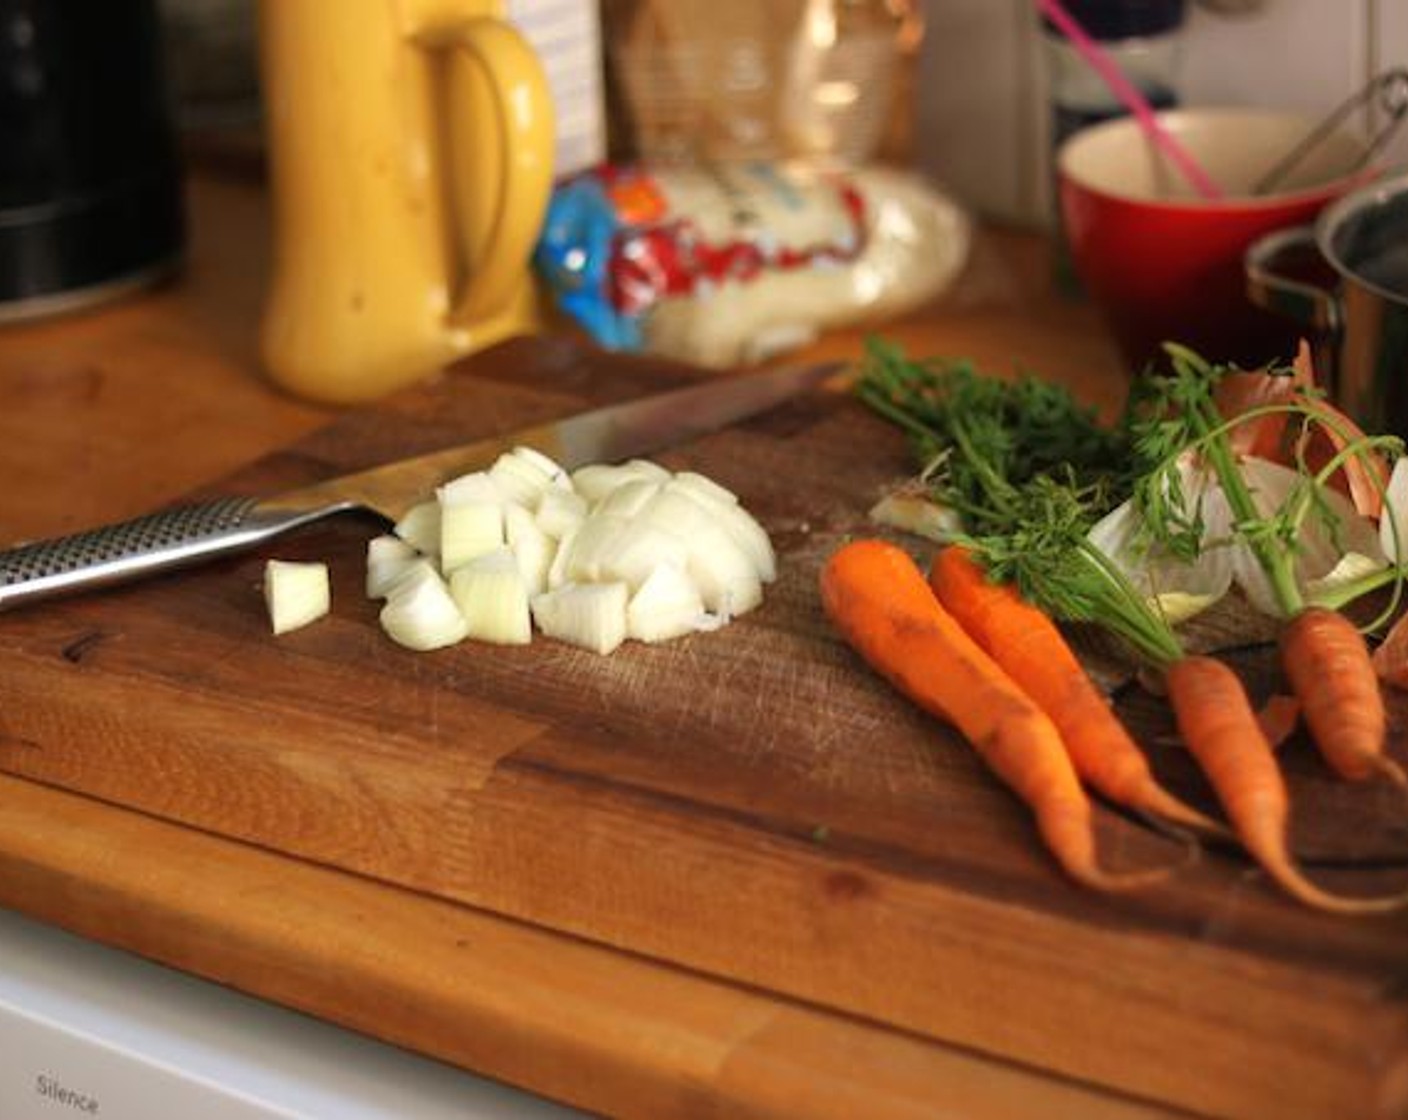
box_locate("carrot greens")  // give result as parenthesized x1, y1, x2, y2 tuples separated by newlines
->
(855, 339, 1408, 910)
(857, 337, 1182, 668)
(857, 337, 1129, 524)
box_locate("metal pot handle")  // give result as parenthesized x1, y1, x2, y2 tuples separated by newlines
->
(1245, 224, 1342, 336)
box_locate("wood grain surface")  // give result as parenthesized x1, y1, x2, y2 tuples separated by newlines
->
(3, 333, 1407, 1120)
(0, 774, 1196, 1120)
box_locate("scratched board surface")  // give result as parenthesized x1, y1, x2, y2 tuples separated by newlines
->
(2, 337, 1407, 1120)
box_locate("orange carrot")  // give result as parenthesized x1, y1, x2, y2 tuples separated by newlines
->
(1371, 606, 1408, 690)
(1280, 606, 1406, 788)
(820, 539, 1167, 891)
(1165, 655, 1408, 914)
(929, 545, 1225, 837)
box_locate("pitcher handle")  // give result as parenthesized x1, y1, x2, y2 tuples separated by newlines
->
(440, 18, 555, 326)
(1245, 224, 1342, 336)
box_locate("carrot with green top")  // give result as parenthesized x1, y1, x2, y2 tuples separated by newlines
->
(929, 544, 1225, 836)
(1139, 345, 1406, 793)
(820, 538, 1168, 891)
(949, 518, 1407, 912)
(858, 340, 1408, 911)
(931, 543, 1407, 910)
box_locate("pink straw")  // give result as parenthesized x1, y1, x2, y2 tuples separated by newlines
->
(1038, 0, 1223, 200)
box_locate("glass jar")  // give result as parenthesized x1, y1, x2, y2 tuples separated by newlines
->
(1043, 0, 1187, 151)
(1042, 0, 1187, 294)
(602, 0, 920, 169)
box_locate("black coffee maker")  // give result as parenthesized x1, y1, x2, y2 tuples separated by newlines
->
(0, 0, 184, 322)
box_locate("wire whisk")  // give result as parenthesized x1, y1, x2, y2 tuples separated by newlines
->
(1254, 68, 1408, 195)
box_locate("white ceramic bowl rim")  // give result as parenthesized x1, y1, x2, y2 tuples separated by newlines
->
(1057, 107, 1372, 211)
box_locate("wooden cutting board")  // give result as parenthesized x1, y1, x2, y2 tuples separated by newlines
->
(2, 336, 1406, 1120)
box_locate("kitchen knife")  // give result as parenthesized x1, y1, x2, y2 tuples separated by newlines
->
(0, 360, 844, 612)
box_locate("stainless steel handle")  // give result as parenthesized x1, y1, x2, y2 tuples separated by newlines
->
(1244, 224, 1341, 334)
(0, 497, 348, 612)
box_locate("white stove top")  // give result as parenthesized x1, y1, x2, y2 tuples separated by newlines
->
(0, 908, 586, 1119)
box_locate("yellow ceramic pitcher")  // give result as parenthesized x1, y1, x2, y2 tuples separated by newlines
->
(258, 0, 554, 404)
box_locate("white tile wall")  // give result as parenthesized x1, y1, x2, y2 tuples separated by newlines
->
(507, 0, 607, 176)
(915, 0, 1041, 221)
(914, 0, 1408, 224)
(1372, 0, 1408, 164)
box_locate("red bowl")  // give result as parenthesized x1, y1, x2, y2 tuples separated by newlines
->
(1058, 108, 1375, 372)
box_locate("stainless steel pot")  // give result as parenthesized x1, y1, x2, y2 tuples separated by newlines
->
(1246, 169, 1408, 435)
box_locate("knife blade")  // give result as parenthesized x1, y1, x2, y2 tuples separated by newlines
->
(0, 359, 844, 612)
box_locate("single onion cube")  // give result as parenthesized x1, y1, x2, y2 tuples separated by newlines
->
(264, 559, 331, 635)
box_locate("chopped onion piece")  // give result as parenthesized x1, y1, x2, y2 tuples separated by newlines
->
(571, 460, 670, 504)
(671, 471, 737, 507)
(625, 458, 673, 480)
(723, 507, 777, 583)
(264, 559, 331, 635)
(664, 478, 775, 582)
(394, 500, 441, 558)
(636, 489, 762, 612)
(365, 534, 421, 599)
(595, 519, 690, 591)
(440, 499, 504, 574)
(488, 452, 554, 509)
(449, 548, 532, 645)
(568, 464, 624, 504)
(536, 487, 588, 540)
(638, 488, 713, 538)
(382, 557, 441, 598)
(627, 563, 707, 643)
(561, 512, 629, 583)
(532, 582, 628, 654)
(547, 524, 578, 589)
(685, 522, 763, 616)
(511, 446, 571, 489)
(593, 478, 662, 520)
(504, 502, 555, 595)
(379, 564, 468, 651)
(437, 470, 504, 506)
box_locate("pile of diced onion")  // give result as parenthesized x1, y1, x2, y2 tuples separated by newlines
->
(362, 447, 776, 654)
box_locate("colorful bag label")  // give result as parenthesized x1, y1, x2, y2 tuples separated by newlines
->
(535, 163, 867, 351)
